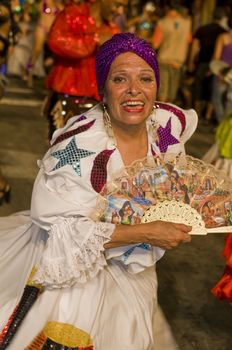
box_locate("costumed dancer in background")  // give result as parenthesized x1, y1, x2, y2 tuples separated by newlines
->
(0, 0, 12, 205)
(44, 0, 119, 140)
(202, 60, 232, 304)
(26, 0, 63, 87)
(208, 106, 232, 306)
(211, 23, 232, 123)
(211, 232, 232, 304)
(203, 60, 232, 177)
(126, 1, 158, 44)
(0, 0, 11, 76)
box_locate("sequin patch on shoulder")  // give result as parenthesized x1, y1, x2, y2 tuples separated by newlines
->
(52, 119, 96, 146)
(91, 149, 115, 193)
(156, 118, 179, 152)
(154, 102, 186, 135)
(51, 137, 95, 176)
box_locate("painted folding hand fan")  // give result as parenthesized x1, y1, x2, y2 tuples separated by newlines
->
(96, 154, 232, 235)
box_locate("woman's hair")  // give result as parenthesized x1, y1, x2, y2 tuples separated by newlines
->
(95, 32, 160, 97)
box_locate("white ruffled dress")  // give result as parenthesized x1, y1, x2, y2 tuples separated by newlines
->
(0, 103, 197, 349)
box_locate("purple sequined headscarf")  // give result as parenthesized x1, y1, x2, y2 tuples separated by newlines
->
(96, 33, 160, 97)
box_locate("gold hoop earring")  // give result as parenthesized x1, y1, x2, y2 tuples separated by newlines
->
(102, 103, 117, 145)
(148, 104, 159, 143)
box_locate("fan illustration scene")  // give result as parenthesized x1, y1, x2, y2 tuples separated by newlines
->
(96, 154, 232, 235)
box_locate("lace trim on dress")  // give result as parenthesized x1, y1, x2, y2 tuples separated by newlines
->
(32, 218, 115, 289)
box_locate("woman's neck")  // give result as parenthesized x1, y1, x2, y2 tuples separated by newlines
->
(112, 122, 148, 166)
(113, 121, 147, 142)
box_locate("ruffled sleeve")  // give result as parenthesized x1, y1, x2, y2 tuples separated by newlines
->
(32, 216, 114, 289)
(30, 132, 115, 289)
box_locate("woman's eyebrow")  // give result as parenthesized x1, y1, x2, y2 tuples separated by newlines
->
(110, 68, 154, 74)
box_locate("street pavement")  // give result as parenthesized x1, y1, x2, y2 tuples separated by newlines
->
(0, 77, 231, 350)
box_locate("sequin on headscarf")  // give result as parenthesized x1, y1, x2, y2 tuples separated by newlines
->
(96, 33, 160, 97)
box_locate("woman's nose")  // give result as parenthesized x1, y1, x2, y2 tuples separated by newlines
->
(127, 79, 141, 95)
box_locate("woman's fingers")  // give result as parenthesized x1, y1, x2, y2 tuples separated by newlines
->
(172, 223, 192, 232)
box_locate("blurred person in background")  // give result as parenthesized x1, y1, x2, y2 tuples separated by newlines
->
(127, 1, 158, 44)
(7, 0, 46, 80)
(203, 60, 232, 177)
(0, 0, 13, 206)
(112, 0, 128, 33)
(206, 1, 232, 310)
(44, 0, 119, 140)
(91, 0, 119, 46)
(152, 0, 192, 103)
(187, 6, 228, 123)
(0, 0, 12, 76)
(210, 23, 232, 123)
(191, 0, 202, 34)
(26, 0, 63, 88)
(205, 67, 232, 307)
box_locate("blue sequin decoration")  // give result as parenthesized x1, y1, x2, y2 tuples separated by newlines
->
(51, 137, 95, 176)
(123, 243, 151, 262)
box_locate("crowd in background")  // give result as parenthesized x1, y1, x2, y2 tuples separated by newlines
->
(0, 0, 232, 129)
(1, 0, 232, 200)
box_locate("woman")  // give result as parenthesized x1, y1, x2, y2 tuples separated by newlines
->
(211, 27, 232, 122)
(26, 0, 63, 87)
(0, 33, 197, 349)
(126, 1, 157, 43)
(0, 0, 12, 206)
(0, 0, 11, 75)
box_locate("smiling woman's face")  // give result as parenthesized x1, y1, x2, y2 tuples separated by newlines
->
(104, 52, 157, 129)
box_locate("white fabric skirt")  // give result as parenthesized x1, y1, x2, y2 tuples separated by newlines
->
(0, 212, 178, 350)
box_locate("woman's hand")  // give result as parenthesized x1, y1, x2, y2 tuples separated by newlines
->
(142, 220, 192, 250)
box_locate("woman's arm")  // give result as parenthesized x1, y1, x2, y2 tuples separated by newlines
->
(213, 33, 226, 60)
(105, 220, 191, 250)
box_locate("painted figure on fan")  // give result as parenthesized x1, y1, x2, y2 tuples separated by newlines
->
(118, 201, 135, 224)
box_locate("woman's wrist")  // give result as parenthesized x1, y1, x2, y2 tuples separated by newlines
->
(104, 222, 150, 249)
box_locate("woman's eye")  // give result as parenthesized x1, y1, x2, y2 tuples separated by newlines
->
(141, 76, 154, 82)
(112, 76, 125, 83)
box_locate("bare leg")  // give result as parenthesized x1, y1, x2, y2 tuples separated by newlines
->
(0, 168, 11, 205)
(27, 26, 46, 88)
(205, 102, 214, 122)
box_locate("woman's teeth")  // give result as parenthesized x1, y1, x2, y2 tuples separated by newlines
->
(122, 101, 144, 107)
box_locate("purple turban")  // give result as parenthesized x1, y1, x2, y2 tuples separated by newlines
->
(96, 33, 160, 97)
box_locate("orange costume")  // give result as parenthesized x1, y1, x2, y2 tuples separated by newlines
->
(46, 1, 99, 99)
(44, 1, 119, 139)
(212, 233, 232, 303)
